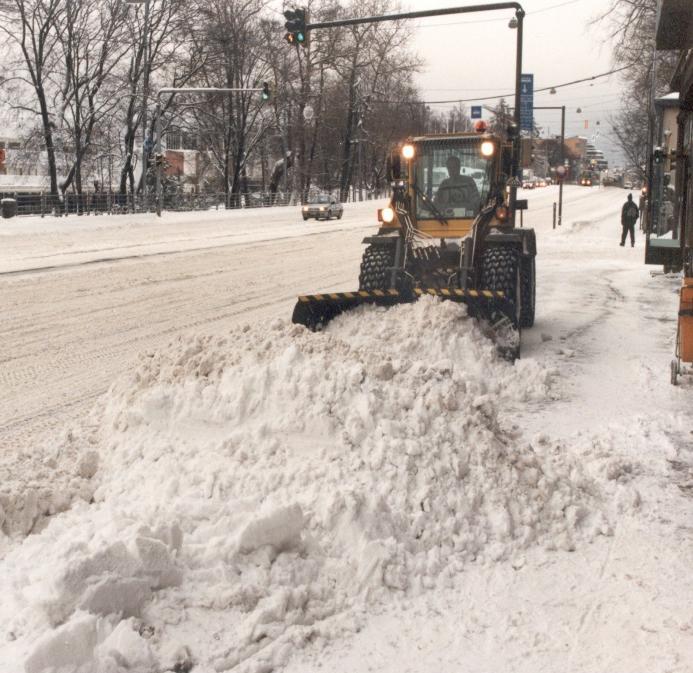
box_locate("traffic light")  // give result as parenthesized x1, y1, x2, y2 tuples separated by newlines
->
(261, 82, 270, 101)
(284, 8, 308, 47)
(653, 146, 664, 165)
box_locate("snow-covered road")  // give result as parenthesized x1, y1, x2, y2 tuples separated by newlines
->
(1, 187, 692, 673)
(0, 201, 384, 463)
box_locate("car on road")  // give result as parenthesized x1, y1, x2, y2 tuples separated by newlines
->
(302, 195, 344, 221)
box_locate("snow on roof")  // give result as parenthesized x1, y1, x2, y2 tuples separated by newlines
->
(0, 174, 51, 190)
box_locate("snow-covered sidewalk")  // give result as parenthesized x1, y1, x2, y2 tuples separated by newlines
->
(1, 187, 691, 673)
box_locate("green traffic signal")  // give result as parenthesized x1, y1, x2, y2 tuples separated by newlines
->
(261, 82, 270, 101)
(283, 8, 308, 48)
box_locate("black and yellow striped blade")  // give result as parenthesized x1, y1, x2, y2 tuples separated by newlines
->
(291, 287, 515, 332)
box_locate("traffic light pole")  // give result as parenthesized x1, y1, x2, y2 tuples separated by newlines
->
(535, 105, 566, 226)
(300, 2, 525, 225)
(153, 86, 269, 216)
(304, 2, 523, 29)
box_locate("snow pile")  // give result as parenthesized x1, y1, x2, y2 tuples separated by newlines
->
(0, 438, 97, 547)
(0, 298, 609, 672)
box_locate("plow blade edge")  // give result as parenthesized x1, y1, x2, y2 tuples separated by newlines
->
(291, 288, 519, 359)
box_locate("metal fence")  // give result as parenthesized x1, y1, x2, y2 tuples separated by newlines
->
(0, 189, 385, 217)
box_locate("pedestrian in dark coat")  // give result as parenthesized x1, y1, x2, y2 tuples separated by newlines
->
(620, 193, 639, 247)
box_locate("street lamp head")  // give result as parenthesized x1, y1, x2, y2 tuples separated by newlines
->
(576, 107, 582, 114)
(550, 87, 557, 94)
(508, 16, 518, 29)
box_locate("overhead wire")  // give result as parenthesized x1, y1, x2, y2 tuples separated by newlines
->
(374, 65, 631, 106)
(415, 0, 585, 28)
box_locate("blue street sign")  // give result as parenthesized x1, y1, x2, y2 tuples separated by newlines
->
(520, 73, 534, 133)
(471, 105, 482, 119)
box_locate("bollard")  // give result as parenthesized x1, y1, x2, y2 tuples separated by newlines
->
(553, 202, 557, 229)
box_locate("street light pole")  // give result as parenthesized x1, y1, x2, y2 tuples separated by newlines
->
(559, 104, 565, 226)
(535, 104, 566, 226)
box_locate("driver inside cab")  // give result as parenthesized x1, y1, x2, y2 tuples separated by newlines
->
(435, 155, 480, 214)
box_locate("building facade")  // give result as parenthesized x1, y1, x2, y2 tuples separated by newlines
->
(655, 0, 693, 272)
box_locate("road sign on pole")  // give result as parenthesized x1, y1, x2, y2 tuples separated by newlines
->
(520, 73, 533, 134)
(471, 105, 482, 119)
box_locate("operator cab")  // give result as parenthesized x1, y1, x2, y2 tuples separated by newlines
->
(411, 136, 495, 221)
(385, 132, 508, 239)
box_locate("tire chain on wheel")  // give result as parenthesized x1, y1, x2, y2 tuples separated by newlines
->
(359, 244, 395, 291)
(480, 246, 521, 316)
(519, 255, 536, 328)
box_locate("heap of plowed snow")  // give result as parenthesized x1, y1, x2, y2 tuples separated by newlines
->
(0, 298, 609, 673)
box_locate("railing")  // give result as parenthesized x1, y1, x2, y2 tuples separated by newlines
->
(0, 189, 386, 217)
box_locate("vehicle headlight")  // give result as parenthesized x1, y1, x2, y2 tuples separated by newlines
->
(480, 141, 495, 158)
(320, 206, 326, 211)
(402, 144, 415, 160)
(303, 206, 308, 211)
(381, 206, 395, 223)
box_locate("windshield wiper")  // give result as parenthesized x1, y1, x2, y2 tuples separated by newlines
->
(413, 183, 448, 225)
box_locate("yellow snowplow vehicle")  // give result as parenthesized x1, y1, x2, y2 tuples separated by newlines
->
(292, 126, 536, 359)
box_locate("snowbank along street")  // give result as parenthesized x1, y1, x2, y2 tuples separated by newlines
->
(1, 187, 692, 673)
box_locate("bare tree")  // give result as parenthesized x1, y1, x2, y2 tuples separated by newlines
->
(55, 0, 130, 194)
(117, 0, 197, 197)
(0, 0, 64, 195)
(597, 0, 681, 171)
(187, 0, 272, 204)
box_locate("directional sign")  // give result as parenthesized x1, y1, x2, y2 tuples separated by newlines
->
(471, 105, 482, 119)
(520, 73, 534, 134)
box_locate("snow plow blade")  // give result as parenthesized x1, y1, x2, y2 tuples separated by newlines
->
(292, 288, 520, 359)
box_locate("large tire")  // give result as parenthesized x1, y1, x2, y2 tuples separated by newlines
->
(519, 255, 536, 328)
(359, 244, 395, 290)
(480, 245, 522, 324)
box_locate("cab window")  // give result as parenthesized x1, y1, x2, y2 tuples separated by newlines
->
(412, 141, 493, 220)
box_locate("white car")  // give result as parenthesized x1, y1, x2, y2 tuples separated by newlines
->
(302, 195, 344, 221)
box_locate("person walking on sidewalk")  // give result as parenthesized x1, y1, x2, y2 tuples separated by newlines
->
(620, 193, 639, 247)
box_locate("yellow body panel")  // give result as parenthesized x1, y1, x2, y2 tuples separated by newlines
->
(413, 219, 475, 238)
(680, 278, 693, 362)
(379, 215, 475, 239)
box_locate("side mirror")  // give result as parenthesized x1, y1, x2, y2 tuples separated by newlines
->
(387, 150, 403, 181)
